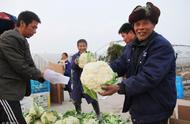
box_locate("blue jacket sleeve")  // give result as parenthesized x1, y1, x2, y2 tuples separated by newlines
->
(64, 61, 71, 77)
(123, 41, 175, 97)
(71, 54, 82, 71)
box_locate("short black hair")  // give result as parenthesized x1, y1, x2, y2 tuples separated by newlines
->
(118, 23, 134, 34)
(62, 52, 68, 57)
(16, 11, 41, 27)
(77, 39, 87, 46)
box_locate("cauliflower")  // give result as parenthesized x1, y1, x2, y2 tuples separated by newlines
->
(83, 119, 98, 124)
(81, 61, 117, 92)
(62, 116, 80, 124)
(28, 103, 38, 116)
(55, 119, 64, 124)
(33, 120, 43, 124)
(41, 111, 59, 124)
(25, 114, 34, 124)
(24, 103, 45, 124)
(78, 52, 96, 68)
(29, 103, 45, 118)
(38, 106, 45, 116)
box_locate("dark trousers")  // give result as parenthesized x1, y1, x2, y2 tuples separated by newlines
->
(144, 119, 168, 124)
(0, 99, 26, 124)
(133, 118, 168, 124)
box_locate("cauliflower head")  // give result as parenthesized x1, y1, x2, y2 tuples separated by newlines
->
(81, 61, 116, 92)
(83, 118, 98, 124)
(25, 114, 35, 124)
(62, 116, 80, 124)
(33, 120, 43, 124)
(29, 103, 45, 118)
(55, 119, 64, 124)
(41, 111, 58, 124)
(78, 52, 96, 68)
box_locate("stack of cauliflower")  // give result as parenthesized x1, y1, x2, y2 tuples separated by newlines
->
(24, 103, 80, 124)
(24, 103, 59, 124)
(78, 52, 96, 68)
(24, 103, 129, 124)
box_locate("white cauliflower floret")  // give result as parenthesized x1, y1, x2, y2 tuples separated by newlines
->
(29, 105, 37, 116)
(41, 111, 58, 124)
(55, 119, 64, 124)
(62, 116, 80, 124)
(33, 119, 43, 124)
(78, 52, 96, 68)
(25, 114, 34, 124)
(38, 106, 45, 116)
(29, 103, 45, 118)
(81, 61, 116, 92)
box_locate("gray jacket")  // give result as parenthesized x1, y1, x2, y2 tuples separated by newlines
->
(0, 29, 42, 100)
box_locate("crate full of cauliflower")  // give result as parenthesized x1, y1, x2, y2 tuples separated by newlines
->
(80, 61, 117, 100)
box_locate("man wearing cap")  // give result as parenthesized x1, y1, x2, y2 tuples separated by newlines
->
(100, 2, 176, 124)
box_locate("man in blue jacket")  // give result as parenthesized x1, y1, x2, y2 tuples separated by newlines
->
(100, 2, 176, 124)
(71, 39, 101, 120)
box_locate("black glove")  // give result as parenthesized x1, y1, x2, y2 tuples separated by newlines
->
(38, 77, 45, 83)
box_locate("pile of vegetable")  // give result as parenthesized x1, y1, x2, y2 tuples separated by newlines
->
(24, 103, 128, 124)
(24, 103, 59, 124)
(80, 61, 118, 100)
(78, 51, 96, 68)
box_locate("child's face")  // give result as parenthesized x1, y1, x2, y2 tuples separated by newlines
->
(61, 54, 67, 60)
(77, 42, 87, 53)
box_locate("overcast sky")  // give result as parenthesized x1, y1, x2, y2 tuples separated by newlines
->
(1, 0, 190, 55)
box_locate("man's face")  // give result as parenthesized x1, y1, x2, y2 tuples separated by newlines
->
(133, 19, 155, 41)
(121, 31, 136, 44)
(20, 20, 39, 38)
(77, 42, 87, 53)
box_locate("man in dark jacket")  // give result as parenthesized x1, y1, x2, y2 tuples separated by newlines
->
(0, 11, 44, 123)
(99, 2, 176, 124)
(118, 22, 136, 44)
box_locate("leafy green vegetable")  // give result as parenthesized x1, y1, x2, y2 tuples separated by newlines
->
(83, 85, 98, 100)
(25, 114, 35, 124)
(24, 103, 129, 124)
(78, 51, 96, 68)
(41, 110, 59, 124)
(63, 110, 78, 118)
(33, 119, 43, 124)
(103, 73, 118, 85)
(29, 102, 45, 118)
(82, 73, 118, 100)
